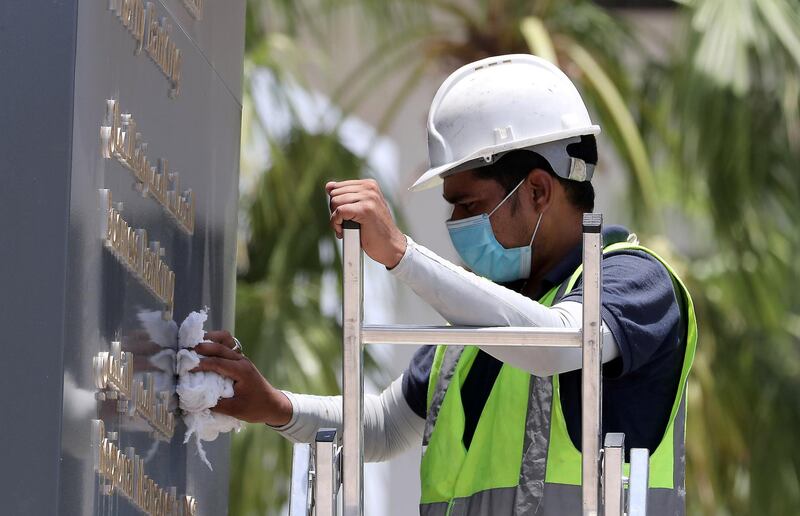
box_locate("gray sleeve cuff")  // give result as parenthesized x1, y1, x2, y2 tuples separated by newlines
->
(267, 390, 300, 432)
(387, 234, 416, 278)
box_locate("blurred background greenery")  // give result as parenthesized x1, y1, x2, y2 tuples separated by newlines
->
(231, 0, 800, 514)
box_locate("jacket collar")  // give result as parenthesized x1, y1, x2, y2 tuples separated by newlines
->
(535, 224, 631, 298)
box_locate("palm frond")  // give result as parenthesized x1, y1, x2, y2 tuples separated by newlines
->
(520, 16, 557, 64)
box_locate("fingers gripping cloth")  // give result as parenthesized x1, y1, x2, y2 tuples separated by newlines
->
(176, 310, 241, 469)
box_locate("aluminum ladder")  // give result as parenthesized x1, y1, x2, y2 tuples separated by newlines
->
(288, 214, 650, 516)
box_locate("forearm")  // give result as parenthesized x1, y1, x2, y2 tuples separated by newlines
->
(273, 376, 425, 462)
(484, 300, 618, 376)
(389, 237, 618, 376)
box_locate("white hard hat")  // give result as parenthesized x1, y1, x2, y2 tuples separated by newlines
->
(411, 54, 601, 191)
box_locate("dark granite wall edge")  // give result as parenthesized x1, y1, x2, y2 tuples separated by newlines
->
(0, 1, 79, 513)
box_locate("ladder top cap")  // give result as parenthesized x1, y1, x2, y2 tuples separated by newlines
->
(604, 432, 625, 448)
(582, 213, 602, 233)
(315, 428, 338, 442)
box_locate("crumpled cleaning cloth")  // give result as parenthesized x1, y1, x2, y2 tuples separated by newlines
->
(176, 309, 241, 469)
(138, 310, 178, 407)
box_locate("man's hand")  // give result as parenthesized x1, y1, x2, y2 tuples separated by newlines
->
(191, 331, 292, 427)
(326, 179, 407, 269)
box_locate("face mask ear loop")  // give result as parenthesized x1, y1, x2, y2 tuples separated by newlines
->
(528, 212, 543, 246)
(488, 179, 526, 218)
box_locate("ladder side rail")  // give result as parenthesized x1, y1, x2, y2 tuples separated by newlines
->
(315, 429, 340, 516)
(628, 448, 650, 516)
(581, 213, 603, 516)
(288, 443, 313, 516)
(341, 221, 364, 516)
(603, 433, 625, 516)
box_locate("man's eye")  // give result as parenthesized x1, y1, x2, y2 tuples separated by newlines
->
(449, 202, 477, 217)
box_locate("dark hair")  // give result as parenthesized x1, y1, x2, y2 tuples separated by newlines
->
(474, 136, 596, 213)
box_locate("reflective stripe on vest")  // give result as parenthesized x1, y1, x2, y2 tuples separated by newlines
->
(419, 242, 697, 516)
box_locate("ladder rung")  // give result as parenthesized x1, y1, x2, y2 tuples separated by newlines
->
(362, 325, 582, 347)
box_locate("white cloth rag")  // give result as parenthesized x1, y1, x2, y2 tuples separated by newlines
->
(176, 309, 241, 469)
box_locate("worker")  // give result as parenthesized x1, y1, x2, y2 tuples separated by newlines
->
(194, 54, 696, 515)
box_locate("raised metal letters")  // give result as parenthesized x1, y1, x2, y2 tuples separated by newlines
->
(100, 189, 176, 319)
(109, 0, 182, 97)
(144, 7, 183, 97)
(92, 420, 198, 515)
(94, 340, 134, 404)
(101, 99, 196, 234)
(94, 340, 176, 439)
(134, 373, 176, 440)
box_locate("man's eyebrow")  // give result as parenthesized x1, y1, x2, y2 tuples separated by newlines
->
(443, 192, 468, 204)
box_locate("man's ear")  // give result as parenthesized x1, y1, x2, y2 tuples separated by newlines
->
(527, 168, 554, 212)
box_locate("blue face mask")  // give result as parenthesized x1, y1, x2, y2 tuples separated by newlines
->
(446, 180, 543, 283)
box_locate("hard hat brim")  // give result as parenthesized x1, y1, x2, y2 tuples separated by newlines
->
(411, 126, 601, 192)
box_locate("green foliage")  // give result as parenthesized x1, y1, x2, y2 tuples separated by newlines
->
(327, 0, 660, 220)
(230, 128, 364, 515)
(235, 0, 800, 514)
(638, 1, 800, 512)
